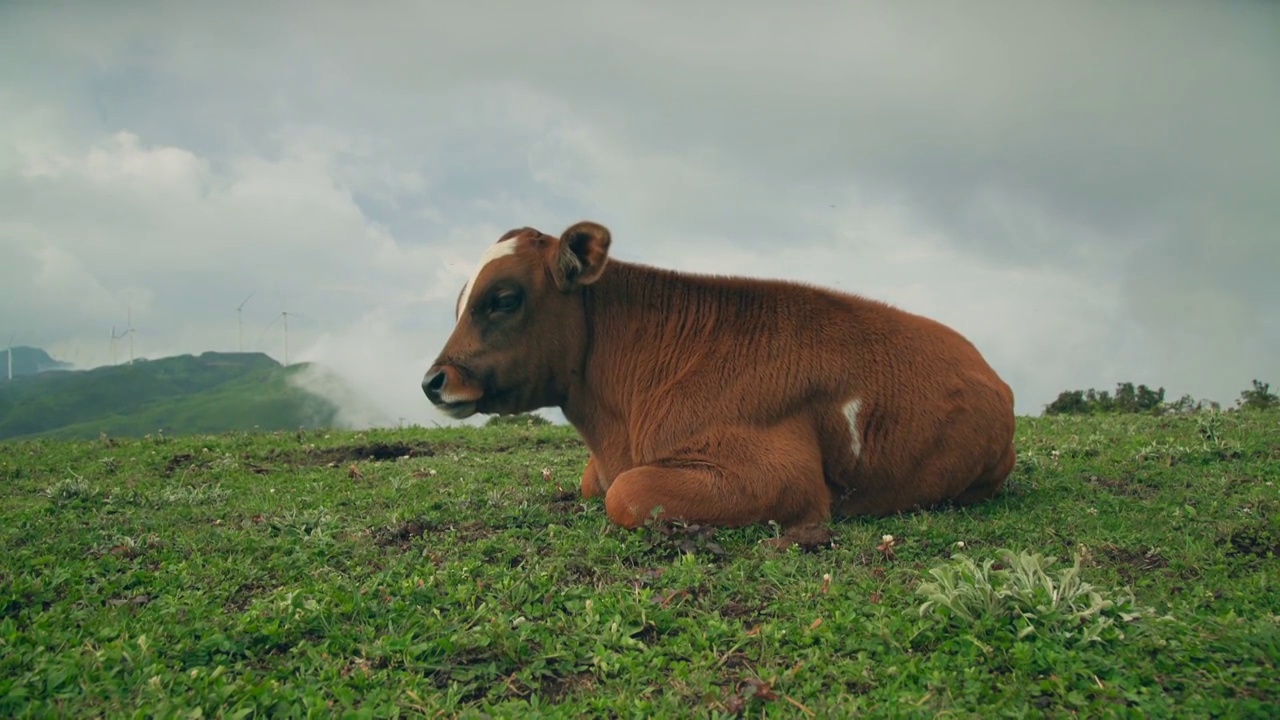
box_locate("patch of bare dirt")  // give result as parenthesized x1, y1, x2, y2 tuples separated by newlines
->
(719, 600, 770, 624)
(539, 671, 597, 702)
(640, 520, 728, 561)
(1097, 543, 1170, 583)
(269, 441, 439, 467)
(546, 489, 588, 516)
(106, 594, 152, 609)
(634, 622, 662, 644)
(163, 452, 208, 476)
(499, 670, 596, 703)
(451, 519, 499, 544)
(168, 441, 438, 476)
(371, 519, 432, 549)
(717, 676, 817, 717)
(562, 560, 603, 584)
(225, 580, 271, 612)
(1226, 527, 1280, 560)
(549, 488, 578, 502)
(1087, 473, 1158, 498)
(372, 517, 512, 551)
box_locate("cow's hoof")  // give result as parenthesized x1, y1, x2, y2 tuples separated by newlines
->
(764, 524, 834, 552)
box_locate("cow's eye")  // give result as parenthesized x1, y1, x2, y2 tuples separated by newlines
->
(491, 291, 522, 314)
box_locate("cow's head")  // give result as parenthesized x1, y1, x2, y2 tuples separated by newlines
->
(421, 221, 612, 419)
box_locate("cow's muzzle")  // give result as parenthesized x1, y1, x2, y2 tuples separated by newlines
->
(421, 367, 448, 403)
(421, 364, 481, 419)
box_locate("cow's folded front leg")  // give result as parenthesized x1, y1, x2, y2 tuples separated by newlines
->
(604, 463, 758, 528)
(602, 455, 831, 542)
(579, 453, 604, 499)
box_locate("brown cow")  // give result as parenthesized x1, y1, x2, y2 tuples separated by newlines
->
(422, 221, 1017, 548)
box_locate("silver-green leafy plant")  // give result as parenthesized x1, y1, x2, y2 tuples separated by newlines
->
(915, 548, 1154, 646)
(43, 473, 96, 503)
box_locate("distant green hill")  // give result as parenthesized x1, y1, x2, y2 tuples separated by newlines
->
(0, 351, 341, 441)
(2, 346, 71, 378)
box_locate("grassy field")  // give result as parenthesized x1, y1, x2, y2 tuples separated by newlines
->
(1, 410, 1277, 717)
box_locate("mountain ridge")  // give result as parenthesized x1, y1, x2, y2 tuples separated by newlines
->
(0, 350, 343, 441)
(1, 346, 72, 378)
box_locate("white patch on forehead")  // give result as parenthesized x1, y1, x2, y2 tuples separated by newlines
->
(842, 398, 863, 458)
(456, 239, 519, 319)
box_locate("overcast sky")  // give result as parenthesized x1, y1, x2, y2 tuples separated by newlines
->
(2, 0, 1277, 426)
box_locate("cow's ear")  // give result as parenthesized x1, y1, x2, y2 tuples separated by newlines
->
(553, 221, 611, 291)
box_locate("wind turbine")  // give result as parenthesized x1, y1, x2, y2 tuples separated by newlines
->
(122, 306, 136, 365)
(261, 308, 301, 366)
(274, 284, 300, 367)
(236, 291, 255, 352)
(110, 325, 125, 365)
(5, 334, 13, 381)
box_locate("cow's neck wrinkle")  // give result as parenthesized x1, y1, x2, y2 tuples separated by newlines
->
(562, 261, 747, 451)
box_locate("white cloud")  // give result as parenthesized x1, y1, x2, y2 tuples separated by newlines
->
(0, 115, 468, 419)
(1, 0, 1276, 422)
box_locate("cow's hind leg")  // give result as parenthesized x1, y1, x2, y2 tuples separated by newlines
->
(947, 442, 1016, 508)
(836, 436, 1016, 517)
(603, 424, 832, 548)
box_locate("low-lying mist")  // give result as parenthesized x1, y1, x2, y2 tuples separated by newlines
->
(287, 307, 564, 431)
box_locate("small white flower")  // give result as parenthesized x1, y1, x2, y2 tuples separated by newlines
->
(882, 534, 894, 544)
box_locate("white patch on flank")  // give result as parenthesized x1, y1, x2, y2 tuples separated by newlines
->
(456, 239, 519, 319)
(842, 398, 863, 458)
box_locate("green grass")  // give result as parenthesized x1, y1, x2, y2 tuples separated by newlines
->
(1, 410, 1277, 717)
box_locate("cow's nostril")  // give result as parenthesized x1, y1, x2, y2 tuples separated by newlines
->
(422, 369, 447, 401)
